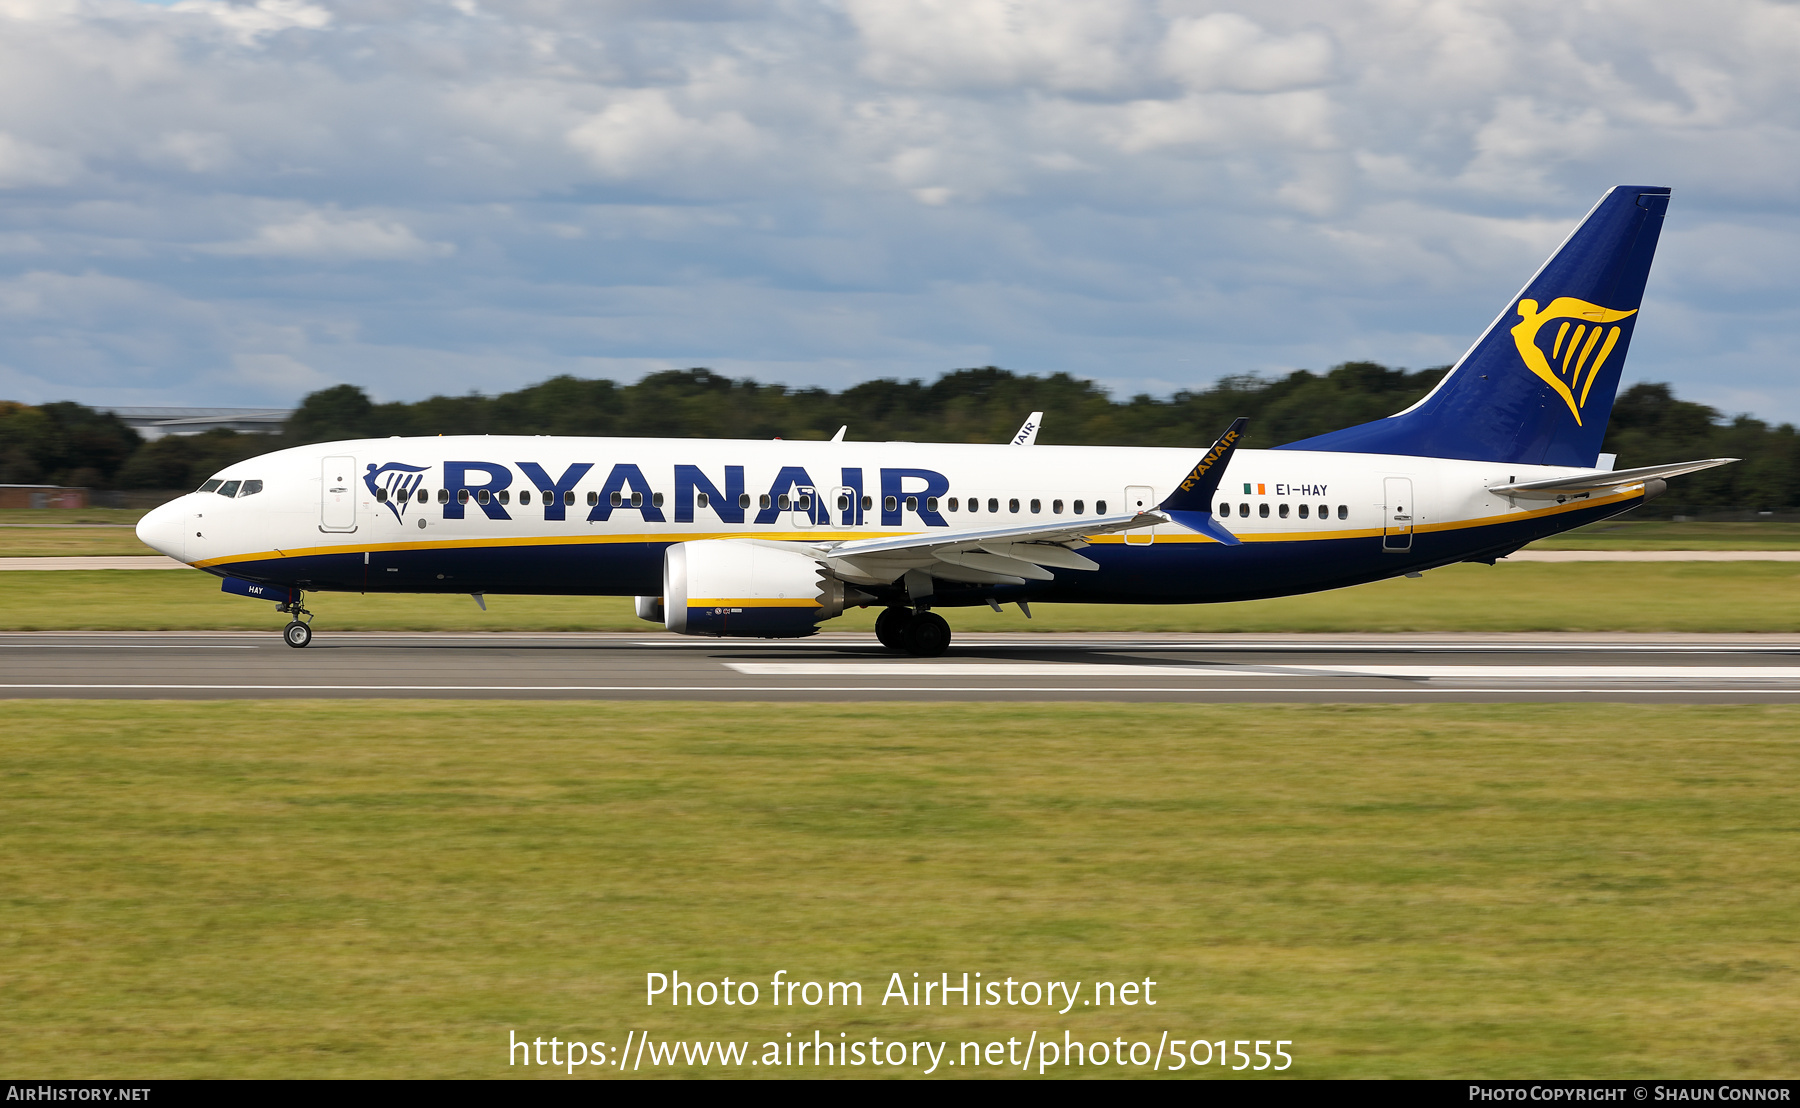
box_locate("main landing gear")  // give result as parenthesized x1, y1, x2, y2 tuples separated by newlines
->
(276, 593, 315, 649)
(875, 606, 951, 657)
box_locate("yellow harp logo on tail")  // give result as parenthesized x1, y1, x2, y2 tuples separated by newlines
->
(1509, 297, 1637, 425)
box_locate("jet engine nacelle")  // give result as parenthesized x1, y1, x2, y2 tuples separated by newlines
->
(663, 539, 846, 637)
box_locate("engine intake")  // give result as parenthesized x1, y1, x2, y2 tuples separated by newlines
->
(664, 539, 846, 637)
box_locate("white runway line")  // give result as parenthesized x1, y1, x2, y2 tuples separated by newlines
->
(0, 644, 253, 649)
(4, 684, 1800, 695)
(1503, 550, 1800, 561)
(0, 556, 187, 570)
(727, 662, 1800, 680)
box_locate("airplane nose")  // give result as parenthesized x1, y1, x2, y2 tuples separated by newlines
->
(136, 499, 188, 562)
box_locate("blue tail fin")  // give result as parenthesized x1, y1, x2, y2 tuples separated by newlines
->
(1278, 186, 1670, 467)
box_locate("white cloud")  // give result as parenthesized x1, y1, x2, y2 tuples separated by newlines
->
(205, 211, 453, 260)
(167, 0, 330, 44)
(0, 132, 79, 187)
(1159, 13, 1334, 93)
(844, 0, 1141, 92)
(0, 0, 1793, 420)
(566, 90, 762, 179)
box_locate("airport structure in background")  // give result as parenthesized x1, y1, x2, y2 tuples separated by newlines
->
(101, 406, 292, 441)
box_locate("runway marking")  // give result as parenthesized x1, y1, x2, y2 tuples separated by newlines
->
(3, 684, 1800, 696)
(0, 644, 254, 650)
(727, 662, 1800, 680)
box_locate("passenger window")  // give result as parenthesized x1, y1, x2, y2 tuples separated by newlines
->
(1258, 503, 1269, 518)
(760, 494, 772, 510)
(418, 489, 429, 504)
(861, 495, 872, 510)
(1218, 501, 1230, 515)
(836, 494, 848, 511)
(904, 495, 916, 512)
(884, 495, 898, 511)
(948, 497, 959, 511)
(1096, 500, 1107, 514)
(1052, 499, 1063, 514)
(1278, 503, 1288, 518)
(218, 480, 240, 497)
(1073, 500, 1084, 514)
(652, 492, 664, 508)
(375, 487, 388, 502)
(438, 489, 450, 503)
(520, 491, 531, 505)
(458, 489, 470, 504)
(739, 493, 752, 509)
(1030, 499, 1041, 513)
(611, 491, 623, 507)
(586, 491, 598, 506)
(798, 494, 811, 510)
(1318, 504, 1327, 519)
(1238, 503, 1248, 517)
(1008, 498, 1020, 513)
(1298, 504, 1308, 519)
(926, 496, 939, 512)
(497, 490, 509, 505)
(630, 491, 643, 508)
(1337, 505, 1347, 520)
(199, 479, 223, 493)
(541, 488, 555, 503)
(699, 492, 711, 509)
(477, 489, 491, 505)
(779, 494, 791, 511)
(239, 480, 263, 497)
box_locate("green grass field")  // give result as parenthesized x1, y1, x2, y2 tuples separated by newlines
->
(3, 562, 1798, 633)
(4, 512, 1800, 558)
(1, 701, 1794, 1078)
(1533, 519, 1800, 550)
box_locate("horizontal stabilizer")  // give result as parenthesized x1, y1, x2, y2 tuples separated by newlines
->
(1488, 458, 1736, 499)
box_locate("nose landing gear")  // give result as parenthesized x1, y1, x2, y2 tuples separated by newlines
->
(276, 593, 315, 648)
(874, 606, 951, 657)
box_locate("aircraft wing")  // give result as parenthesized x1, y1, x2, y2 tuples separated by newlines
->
(1488, 457, 1736, 499)
(822, 510, 1163, 584)
(817, 417, 1250, 586)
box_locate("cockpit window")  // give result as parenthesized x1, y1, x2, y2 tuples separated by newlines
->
(217, 480, 241, 498)
(238, 480, 263, 497)
(199, 479, 223, 493)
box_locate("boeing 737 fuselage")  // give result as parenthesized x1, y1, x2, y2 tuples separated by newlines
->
(135, 186, 1733, 654)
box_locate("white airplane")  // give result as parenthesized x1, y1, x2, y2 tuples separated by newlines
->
(137, 185, 1732, 655)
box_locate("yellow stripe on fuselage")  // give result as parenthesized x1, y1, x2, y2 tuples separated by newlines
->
(189, 487, 1642, 569)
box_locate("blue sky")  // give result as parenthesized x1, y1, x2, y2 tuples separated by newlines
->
(2, 0, 1798, 421)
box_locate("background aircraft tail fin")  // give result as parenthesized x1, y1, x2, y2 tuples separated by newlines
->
(1278, 186, 1670, 467)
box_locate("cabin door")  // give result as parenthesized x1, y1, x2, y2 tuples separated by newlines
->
(322, 455, 358, 532)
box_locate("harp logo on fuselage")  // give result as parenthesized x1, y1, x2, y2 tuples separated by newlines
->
(364, 462, 430, 521)
(1509, 297, 1637, 426)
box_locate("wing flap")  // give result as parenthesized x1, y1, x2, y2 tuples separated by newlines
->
(934, 549, 1056, 581)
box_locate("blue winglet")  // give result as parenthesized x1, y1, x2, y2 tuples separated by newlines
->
(1157, 417, 1247, 546)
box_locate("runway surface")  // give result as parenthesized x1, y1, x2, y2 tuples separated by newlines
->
(6, 630, 1800, 701)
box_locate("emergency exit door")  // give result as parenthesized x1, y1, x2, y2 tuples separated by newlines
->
(1382, 477, 1413, 552)
(322, 455, 358, 532)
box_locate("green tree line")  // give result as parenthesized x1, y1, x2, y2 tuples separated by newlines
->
(3, 365, 1796, 514)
